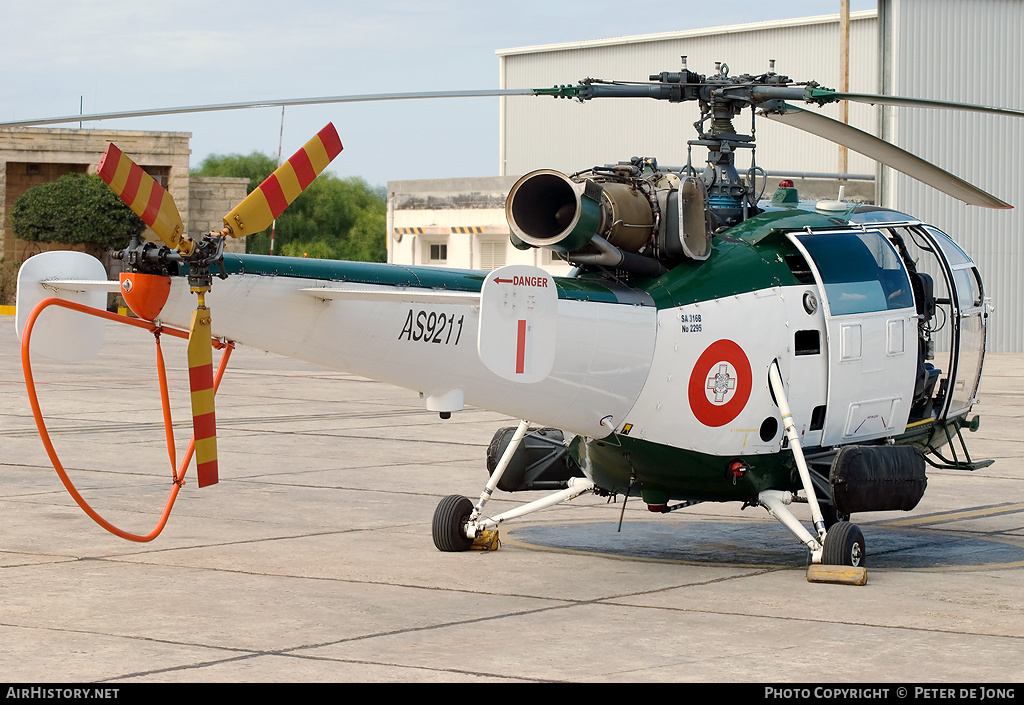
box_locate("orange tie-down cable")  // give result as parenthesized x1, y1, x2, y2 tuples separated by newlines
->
(20, 297, 234, 542)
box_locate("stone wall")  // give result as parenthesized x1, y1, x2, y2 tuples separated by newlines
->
(0, 127, 190, 262)
(189, 176, 249, 254)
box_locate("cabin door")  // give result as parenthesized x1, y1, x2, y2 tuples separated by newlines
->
(788, 228, 919, 446)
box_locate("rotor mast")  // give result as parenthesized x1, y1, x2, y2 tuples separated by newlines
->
(540, 59, 809, 227)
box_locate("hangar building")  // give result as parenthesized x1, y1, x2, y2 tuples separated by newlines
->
(388, 0, 1024, 352)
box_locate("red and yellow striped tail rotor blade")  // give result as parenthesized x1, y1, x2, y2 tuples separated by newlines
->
(187, 303, 218, 488)
(222, 122, 343, 238)
(97, 143, 184, 249)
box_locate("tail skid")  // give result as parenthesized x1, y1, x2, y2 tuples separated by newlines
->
(18, 291, 234, 541)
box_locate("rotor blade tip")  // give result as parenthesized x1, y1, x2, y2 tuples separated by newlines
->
(96, 143, 123, 183)
(318, 122, 343, 159)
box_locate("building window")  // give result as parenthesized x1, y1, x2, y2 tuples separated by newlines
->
(428, 242, 447, 264)
(478, 240, 507, 270)
(142, 165, 171, 189)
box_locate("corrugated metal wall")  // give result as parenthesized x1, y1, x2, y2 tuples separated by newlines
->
(498, 12, 878, 180)
(881, 0, 1024, 353)
(497, 5, 1023, 352)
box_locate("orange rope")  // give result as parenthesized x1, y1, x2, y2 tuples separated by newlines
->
(21, 297, 234, 542)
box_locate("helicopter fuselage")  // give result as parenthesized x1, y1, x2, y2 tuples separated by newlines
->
(123, 199, 985, 512)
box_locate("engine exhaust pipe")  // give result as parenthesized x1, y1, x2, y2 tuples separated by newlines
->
(506, 170, 601, 252)
(505, 169, 655, 255)
(569, 236, 667, 278)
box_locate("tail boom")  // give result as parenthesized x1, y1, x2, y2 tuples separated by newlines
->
(157, 255, 658, 438)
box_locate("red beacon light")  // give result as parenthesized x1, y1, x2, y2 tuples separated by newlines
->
(771, 180, 799, 205)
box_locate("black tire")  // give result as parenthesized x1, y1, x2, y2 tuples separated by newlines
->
(432, 494, 474, 552)
(822, 520, 866, 567)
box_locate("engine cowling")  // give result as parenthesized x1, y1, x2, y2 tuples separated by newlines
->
(504, 164, 713, 275)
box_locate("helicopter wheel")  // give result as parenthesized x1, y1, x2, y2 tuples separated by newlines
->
(432, 494, 475, 552)
(822, 520, 866, 567)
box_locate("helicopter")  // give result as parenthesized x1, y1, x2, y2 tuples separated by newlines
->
(10, 60, 1023, 584)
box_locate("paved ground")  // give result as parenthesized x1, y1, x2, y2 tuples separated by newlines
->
(1, 314, 1022, 683)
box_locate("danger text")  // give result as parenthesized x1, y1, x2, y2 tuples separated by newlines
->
(494, 275, 550, 287)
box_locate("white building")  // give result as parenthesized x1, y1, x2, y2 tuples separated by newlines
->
(387, 175, 571, 275)
(388, 0, 1024, 351)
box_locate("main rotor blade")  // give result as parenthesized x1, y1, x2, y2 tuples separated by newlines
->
(763, 104, 1011, 209)
(806, 88, 1024, 118)
(187, 302, 218, 488)
(221, 123, 343, 238)
(96, 143, 185, 248)
(0, 89, 538, 128)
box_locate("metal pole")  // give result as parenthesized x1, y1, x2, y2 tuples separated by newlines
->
(838, 0, 851, 182)
(269, 106, 285, 256)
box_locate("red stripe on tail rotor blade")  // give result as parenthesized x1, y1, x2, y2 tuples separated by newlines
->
(121, 162, 143, 205)
(189, 363, 214, 393)
(196, 460, 219, 488)
(516, 319, 527, 374)
(318, 123, 343, 159)
(192, 410, 217, 441)
(141, 182, 165, 226)
(289, 148, 316, 190)
(96, 144, 122, 183)
(259, 173, 289, 219)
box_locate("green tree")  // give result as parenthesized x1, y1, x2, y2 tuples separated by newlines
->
(192, 152, 386, 262)
(8, 173, 146, 255)
(191, 151, 277, 192)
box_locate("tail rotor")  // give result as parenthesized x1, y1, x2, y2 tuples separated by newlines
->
(99, 123, 344, 486)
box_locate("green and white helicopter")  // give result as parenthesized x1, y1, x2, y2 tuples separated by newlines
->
(12, 62, 1022, 582)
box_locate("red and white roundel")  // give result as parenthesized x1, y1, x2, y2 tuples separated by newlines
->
(687, 339, 752, 427)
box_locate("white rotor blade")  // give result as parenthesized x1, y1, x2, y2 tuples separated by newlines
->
(0, 89, 538, 128)
(764, 104, 1011, 209)
(808, 89, 1024, 118)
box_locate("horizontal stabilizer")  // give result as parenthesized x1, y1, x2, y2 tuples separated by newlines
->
(16, 252, 109, 362)
(300, 286, 480, 305)
(39, 279, 121, 294)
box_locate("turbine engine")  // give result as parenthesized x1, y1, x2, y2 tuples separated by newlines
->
(505, 159, 715, 278)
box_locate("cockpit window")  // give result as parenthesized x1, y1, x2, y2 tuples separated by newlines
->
(924, 226, 972, 267)
(795, 230, 915, 315)
(953, 267, 984, 309)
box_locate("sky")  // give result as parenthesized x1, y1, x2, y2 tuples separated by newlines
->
(1, 1, 876, 188)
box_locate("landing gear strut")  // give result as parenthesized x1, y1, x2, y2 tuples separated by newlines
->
(431, 418, 596, 552)
(766, 362, 868, 585)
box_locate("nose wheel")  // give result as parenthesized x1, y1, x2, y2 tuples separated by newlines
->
(432, 494, 475, 552)
(821, 520, 866, 567)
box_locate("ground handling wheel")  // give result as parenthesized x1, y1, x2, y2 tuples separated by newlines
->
(432, 495, 475, 552)
(822, 520, 866, 567)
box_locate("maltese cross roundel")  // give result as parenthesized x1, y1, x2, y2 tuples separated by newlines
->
(687, 339, 752, 428)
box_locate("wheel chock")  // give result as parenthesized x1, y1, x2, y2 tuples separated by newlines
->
(806, 564, 868, 585)
(471, 530, 500, 551)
